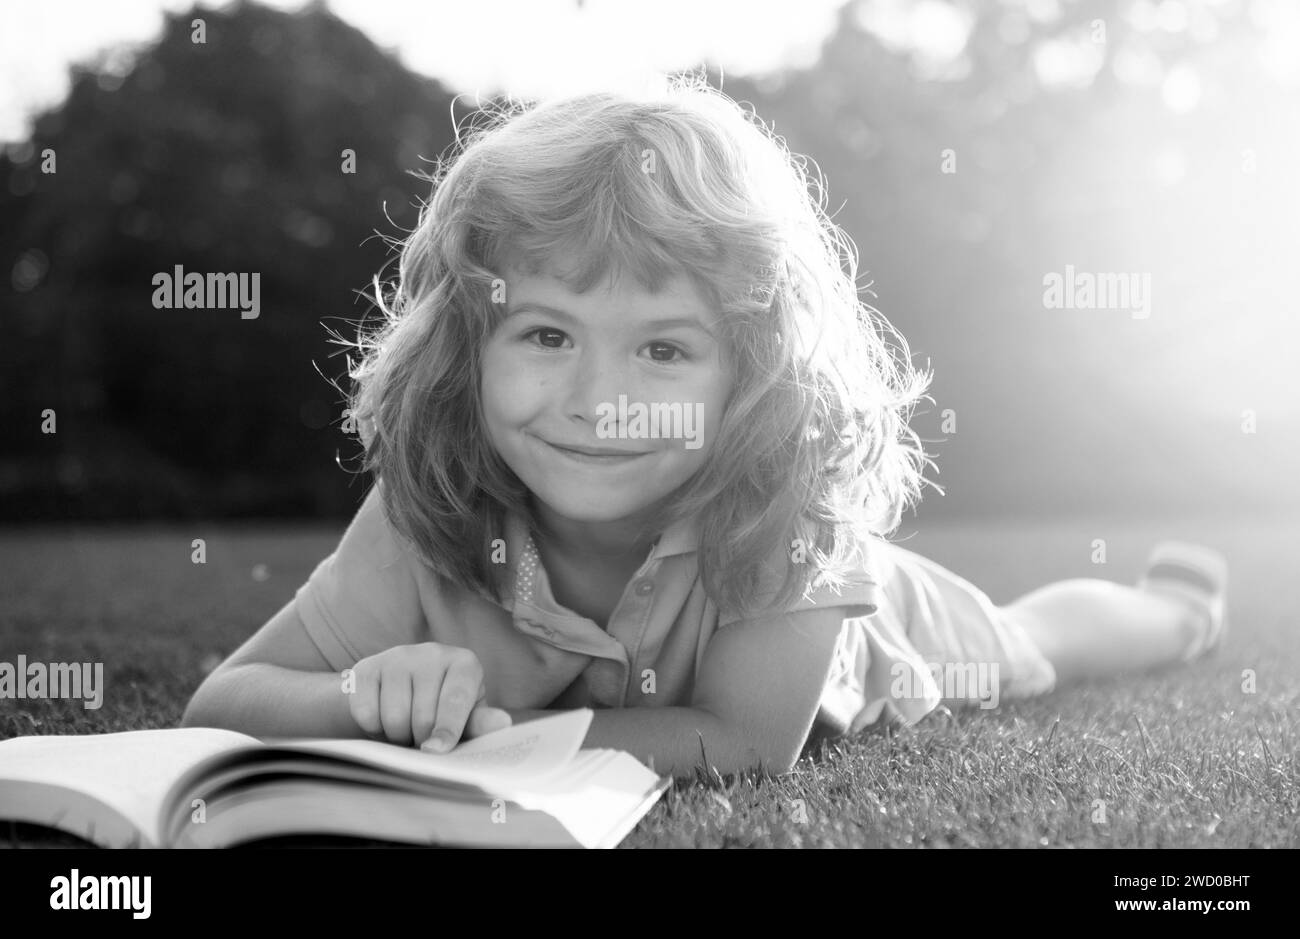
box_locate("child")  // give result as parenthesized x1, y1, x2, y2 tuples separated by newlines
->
(182, 78, 1228, 780)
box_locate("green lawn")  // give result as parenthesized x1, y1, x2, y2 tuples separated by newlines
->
(2, 511, 1297, 848)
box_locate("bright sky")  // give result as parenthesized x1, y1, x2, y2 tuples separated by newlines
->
(0, 0, 850, 145)
(9, 0, 1294, 146)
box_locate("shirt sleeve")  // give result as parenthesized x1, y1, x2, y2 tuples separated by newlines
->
(717, 538, 883, 627)
(292, 481, 427, 672)
(714, 536, 940, 732)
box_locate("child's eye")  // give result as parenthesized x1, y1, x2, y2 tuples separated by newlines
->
(646, 341, 690, 363)
(522, 327, 570, 349)
(520, 330, 690, 363)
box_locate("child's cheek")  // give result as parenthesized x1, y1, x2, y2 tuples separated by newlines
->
(482, 345, 545, 425)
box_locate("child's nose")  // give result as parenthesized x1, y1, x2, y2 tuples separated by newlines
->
(562, 351, 633, 424)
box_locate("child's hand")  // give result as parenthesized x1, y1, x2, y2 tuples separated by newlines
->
(346, 643, 512, 750)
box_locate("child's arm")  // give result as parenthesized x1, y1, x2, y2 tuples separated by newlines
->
(502, 606, 848, 779)
(185, 481, 449, 742)
(183, 598, 509, 747)
(501, 705, 756, 779)
(181, 597, 364, 738)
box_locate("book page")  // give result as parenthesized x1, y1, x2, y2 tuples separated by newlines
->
(260, 708, 593, 790)
(0, 727, 260, 846)
(494, 750, 669, 848)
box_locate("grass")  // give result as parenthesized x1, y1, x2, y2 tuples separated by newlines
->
(2, 510, 1297, 848)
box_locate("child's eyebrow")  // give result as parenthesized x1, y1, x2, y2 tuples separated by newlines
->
(503, 302, 717, 339)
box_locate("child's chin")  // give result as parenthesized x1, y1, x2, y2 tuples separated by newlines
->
(551, 499, 650, 523)
(538, 489, 661, 523)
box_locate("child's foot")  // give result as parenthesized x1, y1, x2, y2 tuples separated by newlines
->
(1136, 540, 1228, 661)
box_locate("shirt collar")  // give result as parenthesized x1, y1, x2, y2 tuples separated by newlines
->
(647, 513, 700, 560)
(486, 509, 698, 626)
(503, 508, 700, 564)
(495, 508, 700, 606)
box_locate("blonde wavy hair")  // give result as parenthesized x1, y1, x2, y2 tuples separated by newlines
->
(340, 74, 938, 620)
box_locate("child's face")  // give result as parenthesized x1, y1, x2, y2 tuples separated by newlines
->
(481, 254, 732, 536)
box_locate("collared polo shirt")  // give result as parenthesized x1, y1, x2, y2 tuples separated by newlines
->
(293, 481, 943, 729)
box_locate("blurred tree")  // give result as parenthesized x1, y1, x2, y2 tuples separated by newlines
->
(2, 0, 465, 520)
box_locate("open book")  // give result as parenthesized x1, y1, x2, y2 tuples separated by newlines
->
(0, 709, 670, 849)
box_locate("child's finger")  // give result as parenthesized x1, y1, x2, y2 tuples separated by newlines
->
(424, 651, 484, 750)
(378, 671, 415, 745)
(408, 668, 446, 746)
(346, 663, 384, 738)
(464, 705, 512, 739)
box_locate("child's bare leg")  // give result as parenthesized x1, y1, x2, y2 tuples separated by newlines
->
(1001, 579, 1203, 686)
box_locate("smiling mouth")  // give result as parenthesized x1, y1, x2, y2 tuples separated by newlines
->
(537, 438, 652, 463)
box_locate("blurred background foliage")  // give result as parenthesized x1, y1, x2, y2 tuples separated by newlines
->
(2, 0, 1296, 524)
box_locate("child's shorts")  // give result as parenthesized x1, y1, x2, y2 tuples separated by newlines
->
(816, 540, 1058, 735)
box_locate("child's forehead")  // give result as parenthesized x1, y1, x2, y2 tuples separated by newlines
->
(502, 248, 714, 311)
